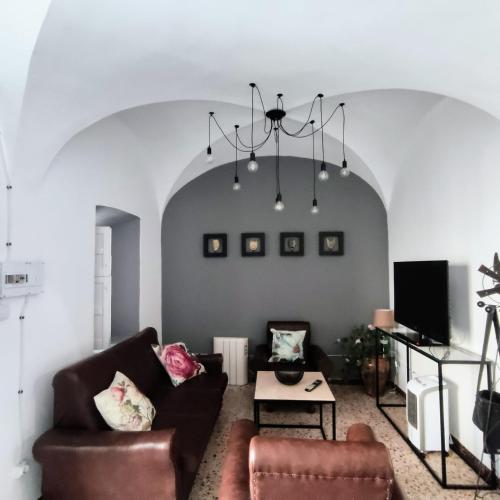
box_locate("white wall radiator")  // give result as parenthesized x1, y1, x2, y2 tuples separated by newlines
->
(213, 337, 248, 386)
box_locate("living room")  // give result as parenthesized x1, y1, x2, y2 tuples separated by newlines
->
(1, 2, 500, 499)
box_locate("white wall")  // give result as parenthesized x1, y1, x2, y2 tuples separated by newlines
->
(0, 116, 161, 499)
(389, 97, 500, 467)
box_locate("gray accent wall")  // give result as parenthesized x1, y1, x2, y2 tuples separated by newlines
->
(111, 217, 140, 342)
(162, 156, 388, 354)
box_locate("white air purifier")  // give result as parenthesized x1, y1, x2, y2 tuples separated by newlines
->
(407, 375, 449, 452)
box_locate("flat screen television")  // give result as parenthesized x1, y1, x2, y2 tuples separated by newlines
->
(394, 260, 450, 345)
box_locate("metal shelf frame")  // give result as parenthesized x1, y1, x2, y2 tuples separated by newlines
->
(375, 328, 497, 490)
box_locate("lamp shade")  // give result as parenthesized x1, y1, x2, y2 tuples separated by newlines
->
(372, 309, 395, 329)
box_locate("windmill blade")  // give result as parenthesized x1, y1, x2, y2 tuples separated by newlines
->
(494, 253, 500, 275)
(478, 264, 500, 282)
(477, 285, 500, 298)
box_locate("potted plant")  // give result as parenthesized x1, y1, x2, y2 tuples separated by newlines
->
(338, 324, 390, 397)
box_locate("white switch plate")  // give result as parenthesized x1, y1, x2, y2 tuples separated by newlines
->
(0, 301, 9, 320)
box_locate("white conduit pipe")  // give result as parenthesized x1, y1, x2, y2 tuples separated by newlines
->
(0, 130, 12, 261)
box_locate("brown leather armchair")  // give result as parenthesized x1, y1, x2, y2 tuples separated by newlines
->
(219, 419, 402, 500)
(249, 321, 332, 380)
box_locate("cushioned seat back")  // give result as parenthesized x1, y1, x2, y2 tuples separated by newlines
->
(53, 328, 166, 430)
(266, 321, 311, 361)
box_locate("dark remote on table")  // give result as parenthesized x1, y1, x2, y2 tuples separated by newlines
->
(305, 379, 322, 392)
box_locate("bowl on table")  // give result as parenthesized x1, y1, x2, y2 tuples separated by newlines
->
(274, 370, 304, 385)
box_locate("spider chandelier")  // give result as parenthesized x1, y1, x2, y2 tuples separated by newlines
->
(206, 83, 349, 214)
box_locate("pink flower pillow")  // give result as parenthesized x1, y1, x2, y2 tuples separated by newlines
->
(152, 342, 205, 387)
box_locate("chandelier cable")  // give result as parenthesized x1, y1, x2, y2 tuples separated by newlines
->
(211, 113, 270, 153)
(251, 84, 254, 152)
(311, 121, 317, 200)
(254, 84, 271, 133)
(341, 103, 346, 160)
(234, 125, 239, 177)
(320, 96, 326, 164)
(208, 111, 215, 149)
(278, 94, 319, 137)
(274, 127, 281, 195)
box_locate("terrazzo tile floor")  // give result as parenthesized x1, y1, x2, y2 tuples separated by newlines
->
(190, 384, 500, 500)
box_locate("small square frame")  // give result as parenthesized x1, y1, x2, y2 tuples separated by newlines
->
(319, 231, 344, 256)
(203, 233, 227, 257)
(241, 233, 265, 257)
(280, 232, 304, 257)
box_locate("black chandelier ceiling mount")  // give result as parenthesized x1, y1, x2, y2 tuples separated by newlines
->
(206, 83, 349, 213)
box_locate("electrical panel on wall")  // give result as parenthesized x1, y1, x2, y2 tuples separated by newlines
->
(0, 261, 44, 298)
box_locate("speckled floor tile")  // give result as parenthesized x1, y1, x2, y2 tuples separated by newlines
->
(189, 384, 500, 499)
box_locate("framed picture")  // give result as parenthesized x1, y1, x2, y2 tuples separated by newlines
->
(241, 233, 265, 257)
(203, 233, 227, 257)
(280, 232, 304, 256)
(319, 231, 344, 256)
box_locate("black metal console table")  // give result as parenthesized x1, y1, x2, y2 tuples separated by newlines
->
(375, 327, 497, 490)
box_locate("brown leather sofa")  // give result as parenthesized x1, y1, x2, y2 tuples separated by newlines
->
(249, 321, 332, 380)
(219, 419, 402, 500)
(33, 328, 228, 500)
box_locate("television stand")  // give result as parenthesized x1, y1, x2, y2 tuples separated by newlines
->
(393, 331, 433, 346)
(375, 327, 496, 490)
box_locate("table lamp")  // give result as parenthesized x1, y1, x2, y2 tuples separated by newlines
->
(372, 309, 395, 330)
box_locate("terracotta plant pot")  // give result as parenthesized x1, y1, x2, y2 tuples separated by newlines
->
(361, 357, 390, 397)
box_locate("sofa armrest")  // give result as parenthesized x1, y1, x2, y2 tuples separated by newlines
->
(309, 344, 332, 379)
(346, 422, 376, 442)
(249, 436, 395, 500)
(198, 353, 223, 374)
(33, 428, 179, 500)
(219, 419, 258, 500)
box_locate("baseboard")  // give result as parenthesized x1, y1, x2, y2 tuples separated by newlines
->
(328, 378, 362, 385)
(450, 435, 496, 485)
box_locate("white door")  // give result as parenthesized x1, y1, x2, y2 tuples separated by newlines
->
(95, 226, 112, 277)
(94, 227, 112, 349)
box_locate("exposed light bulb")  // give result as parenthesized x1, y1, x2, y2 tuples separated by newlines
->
(318, 162, 329, 181)
(274, 193, 285, 211)
(340, 159, 350, 177)
(311, 199, 319, 214)
(206, 146, 213, 163)
(247, 152, 259, 173)
(232, 176, 241, 191)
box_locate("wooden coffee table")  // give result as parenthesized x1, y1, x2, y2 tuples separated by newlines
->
(254, 371, 336, 440)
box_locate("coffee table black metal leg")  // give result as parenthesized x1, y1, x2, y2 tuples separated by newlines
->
(319, 404, 326, 439)
(332, 402, 336, 440)
(254, 401, 260, 428)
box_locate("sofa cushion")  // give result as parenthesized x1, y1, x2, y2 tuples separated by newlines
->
(152, 342, 206, 387)
(53, 328, 166, 430)
(94, 371, 156, 431)
(266, 321, 311, 361)
(152, 375, 225, 421)
(268, 329, 306, 363)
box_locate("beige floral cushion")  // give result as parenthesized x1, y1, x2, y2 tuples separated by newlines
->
(94, 371, 156, 431)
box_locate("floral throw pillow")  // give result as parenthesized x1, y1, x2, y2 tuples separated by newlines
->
(268, 329, 307, 363)
(94, 371, 156, 431)
(152, 342, 206, 387)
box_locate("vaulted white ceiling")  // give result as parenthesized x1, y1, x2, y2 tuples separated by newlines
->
(2, 0, 500, 210)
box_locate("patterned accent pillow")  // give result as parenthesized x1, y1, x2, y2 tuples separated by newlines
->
(94, 371, 156, 431)
(268, 329, 307, 363)
(152, 342, 206, 387)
